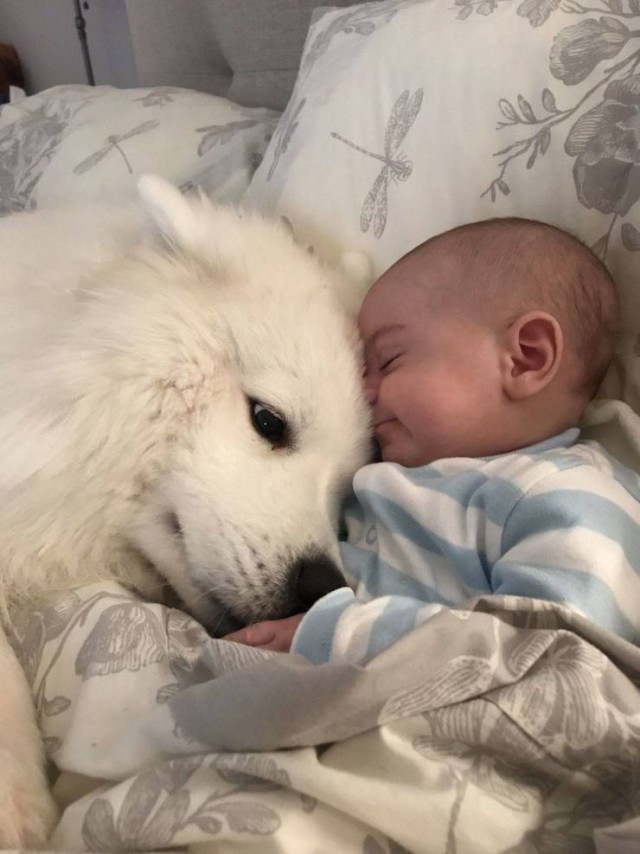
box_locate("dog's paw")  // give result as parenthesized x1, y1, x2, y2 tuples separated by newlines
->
(0, 764, 57, 849)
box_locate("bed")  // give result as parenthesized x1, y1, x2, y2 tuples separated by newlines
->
(3, 1, 640, 851)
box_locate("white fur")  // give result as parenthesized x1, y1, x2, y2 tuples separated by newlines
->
(0, 176, 371, 844)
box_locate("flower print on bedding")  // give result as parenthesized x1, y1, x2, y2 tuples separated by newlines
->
(465, 0, 640, 262)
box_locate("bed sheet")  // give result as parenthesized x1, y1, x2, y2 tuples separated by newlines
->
(10, 581, 640, 853)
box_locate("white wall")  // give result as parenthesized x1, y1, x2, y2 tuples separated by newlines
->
(0, 0, 137, 93)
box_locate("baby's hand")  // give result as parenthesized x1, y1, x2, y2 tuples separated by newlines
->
(223, 613, 305, 652)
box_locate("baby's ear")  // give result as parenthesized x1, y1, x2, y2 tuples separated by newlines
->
(502, 311, 563, 400)
(334, 251, 374, 315)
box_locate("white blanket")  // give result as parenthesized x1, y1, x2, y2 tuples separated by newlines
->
(12, 582, 640, 853)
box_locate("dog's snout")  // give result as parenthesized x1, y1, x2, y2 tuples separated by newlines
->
(294, 553, 346, 609)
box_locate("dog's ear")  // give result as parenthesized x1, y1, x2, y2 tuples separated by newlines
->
(138, 174, 202, 252)
(334, 251, 374, 316)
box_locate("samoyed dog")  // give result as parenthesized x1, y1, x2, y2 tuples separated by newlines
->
(0, 176, 371, 845)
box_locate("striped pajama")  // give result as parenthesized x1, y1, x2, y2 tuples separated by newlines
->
(292, 428, 640, 664)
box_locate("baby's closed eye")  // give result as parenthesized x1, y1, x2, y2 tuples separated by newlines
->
(380, 354, 401, 372)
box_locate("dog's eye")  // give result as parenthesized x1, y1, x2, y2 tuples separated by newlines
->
(250, 400, 286, 446)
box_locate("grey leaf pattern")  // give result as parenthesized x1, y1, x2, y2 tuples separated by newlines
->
(14, 613, 46, 684)
(499, 98, 520, 123)
(380, 654, 495, 722)
(456, 0, 563, 26)
(81, 759, 198, 850)
(211, 754, 292, 790)
(518, 0, 562, 27)
(75, 603, 166, 679)
(199, 800, 281, 835)
(190, 811, 223, 834)
(167, 608, 211, 685)
(82, 799, 120, 851)
(136, 789, 191, 849)
(0, 99, 84, 213)
(79, 738, 286, 848)
(118, 769, 165, 843)
(157, 756, 204, 794)
(38, 591, 84, 640)
(43, 736, 63, 756)
(551, 17, 630, 86)
(518, 93, 537, 122)
(504, 627, 555, 676)
(43, 694, 71, 717)
(499, 639, 611, 752)
(542, 86, 558, 113)
(464, 0, 640, 259)
(416, 702, 550, 782)
(16, 586, 640, 851)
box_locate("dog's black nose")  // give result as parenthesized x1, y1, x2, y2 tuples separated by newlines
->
(294, 552, 346, 609)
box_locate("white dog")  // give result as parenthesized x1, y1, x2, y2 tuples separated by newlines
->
(0, 176, 371, 846)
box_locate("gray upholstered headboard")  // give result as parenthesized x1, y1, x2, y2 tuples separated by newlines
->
(125, 0, 366, 112)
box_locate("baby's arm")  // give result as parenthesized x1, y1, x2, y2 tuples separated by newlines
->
(226, 587, 444, 664)
(491, 466, 640, 642)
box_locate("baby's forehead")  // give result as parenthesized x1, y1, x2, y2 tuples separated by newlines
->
(361, 248, 467, 319)
(361, 266, 421, 308)
(358, 270, 433, 339)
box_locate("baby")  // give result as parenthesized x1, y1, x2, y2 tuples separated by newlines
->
(226, 217, 640, 661)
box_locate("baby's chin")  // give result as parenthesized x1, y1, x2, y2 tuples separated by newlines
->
(375, 422, 439, 468)
(379, 439, 434, 468)
(385, 452, 436, 468)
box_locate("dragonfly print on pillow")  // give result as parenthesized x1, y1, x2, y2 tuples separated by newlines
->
(73, 120, 159, 176)
(264, 0, 424, 182)
(331, 88, 424, 239)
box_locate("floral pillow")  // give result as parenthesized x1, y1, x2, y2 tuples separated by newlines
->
(243, 0, 640, 464)
(0, 84, 281, 215)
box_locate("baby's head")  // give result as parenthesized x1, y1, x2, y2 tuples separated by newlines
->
(359, 217, 619, 467)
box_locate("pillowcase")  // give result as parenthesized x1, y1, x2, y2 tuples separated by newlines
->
(243, 0, 640, 466)
(0, 84, 280, 214)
